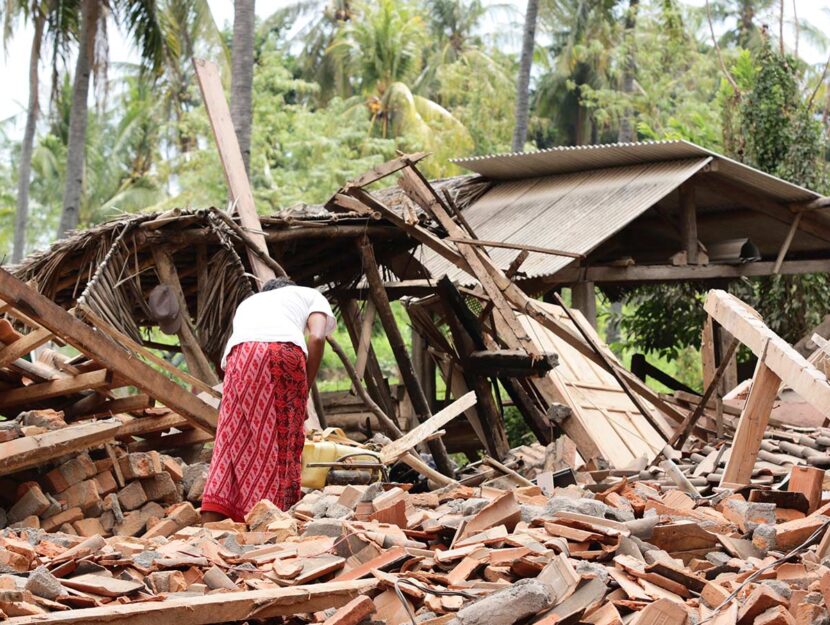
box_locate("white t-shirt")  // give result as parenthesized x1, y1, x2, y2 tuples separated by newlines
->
(221, 286, 336, 369)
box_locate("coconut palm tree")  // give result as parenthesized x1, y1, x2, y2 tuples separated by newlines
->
(231, 0, 255, 175)
(3, 0, 77, 261)
(330, 0, 472, 173)
(56, 0, 164, 239)
(511, 0, 539, 152)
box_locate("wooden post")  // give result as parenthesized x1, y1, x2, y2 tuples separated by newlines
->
(720, 353, 781, 487)
(193, 58, 276, 287)
(571, 282, 597, 329)
(359, 238, 454, 476)
(679, 183, 699, 265)
(702, 316, 716, 390)
(411, 327, 435, 411)
(339, 299, 396, 418)
(152, 248, 220, 386)
(774, 213, 802, 274)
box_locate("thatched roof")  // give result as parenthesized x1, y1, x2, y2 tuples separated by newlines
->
(9, 175, 489, 365)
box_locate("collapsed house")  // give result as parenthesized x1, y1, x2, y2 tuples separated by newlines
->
(0, 143, 829, 624)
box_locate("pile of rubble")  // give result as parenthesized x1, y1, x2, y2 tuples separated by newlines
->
(0, 465, 829, 625)
(0, 448, 207, 539)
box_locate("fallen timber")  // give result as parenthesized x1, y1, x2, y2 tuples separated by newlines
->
(1, 154, 830, 625)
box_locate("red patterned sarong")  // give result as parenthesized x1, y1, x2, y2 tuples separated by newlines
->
(202, 341, 307, 522)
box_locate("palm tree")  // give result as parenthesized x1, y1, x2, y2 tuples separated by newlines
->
(56, 0, 164, 239)
(512, 0, 539, 152)
(3, 0, 77, 261)
(231, 0, 255, 175)
(330, 0, 472, 172)
(533, 0, 621, 147)
(5, 3, 46, 263)
(617, 0, 638, 143)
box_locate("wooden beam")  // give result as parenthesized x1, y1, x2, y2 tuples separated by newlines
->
(720, 356, 782, 487)
(571, 282, 597, 329)
(773, 213, 802, 274)
(151, 248, 220, 387)
(437, 277, 511, 458)
(679, 183, 699, 265)
(397, 165, 540, 357)
(193, 58, 276, 286)
(547, 259, 830, 284)
(1, 580, 377, 625)
(0, 418, 123, 476)
(706, 173, 830, 243)
(0, 369, 111, 410)
(77, 305, 220, 399)
(0, 268, 218, 434)
(342, 152, 429, 190)
(0, 327, 52, 369)
(705, 289, 830, 414)
(354, 299, 376, 381)
(448, 238, 583, 259)
(339, 299, 396, 418)
(359, 239, 454, 476)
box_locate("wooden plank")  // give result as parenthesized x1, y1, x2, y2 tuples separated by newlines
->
(0, 369, 111, 410)
(2, 580, 377, 625)
(720, 357, 782, 486)
(0, 268, 218, 434)
(705, 289, 830, 414)
(0, 327, 52, 369)
(0, 419, 122, 476)
(380, 391, 476, 464)
(344, 152, 428, 189)
(192, 58, 275, 286)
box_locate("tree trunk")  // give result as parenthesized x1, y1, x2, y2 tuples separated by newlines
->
(511, 0, 539, 153)
(617, 0, 639, 144)
(231, 0, 255, 176)
(56, 0, 99, 239)
(14, 11, 45, 263)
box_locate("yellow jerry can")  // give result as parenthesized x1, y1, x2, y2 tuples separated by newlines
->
(300, 428, 382, 489)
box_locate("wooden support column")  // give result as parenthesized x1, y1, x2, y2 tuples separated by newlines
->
(152, 248, 220, 386)
(339, 299, 396, 418)
(571, 281, 597, 329)
(359, 239, 454, 476)
(411, 327, 436, 411)
(720, 354, 781, 487)
(679, 183, 699, 265)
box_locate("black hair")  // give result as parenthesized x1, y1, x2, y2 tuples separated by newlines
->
(262, 277, 296, 291)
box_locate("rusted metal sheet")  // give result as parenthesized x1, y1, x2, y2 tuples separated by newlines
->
(427, 157, 712, 282)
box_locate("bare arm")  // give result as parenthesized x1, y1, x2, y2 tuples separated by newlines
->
(305, 312, 328, 388)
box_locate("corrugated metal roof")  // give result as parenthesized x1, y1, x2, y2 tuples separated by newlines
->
(427, 158, 713, 282)
(451, 140, 820, 203)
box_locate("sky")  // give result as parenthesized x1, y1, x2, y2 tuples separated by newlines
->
(1, 0, 830, 137)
